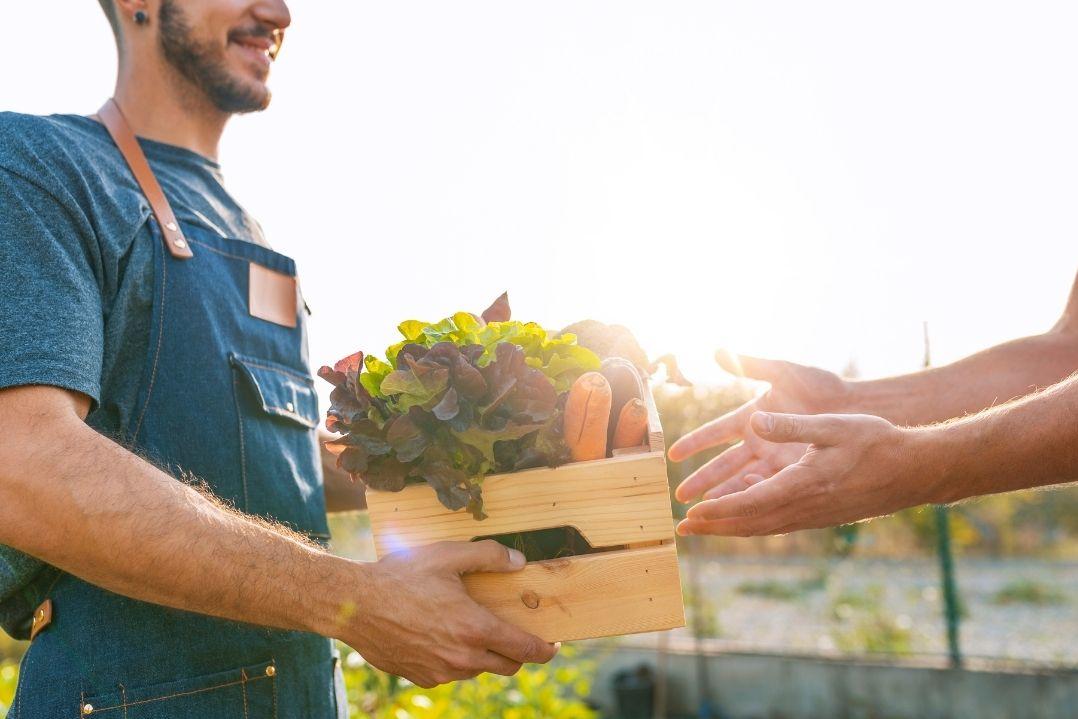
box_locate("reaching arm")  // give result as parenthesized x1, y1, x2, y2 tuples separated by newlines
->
(0, 385, 554, 686)
(677, 373, 1078, 536)
(670, 269, 1078, 502)
(850, 275, 1078, 426)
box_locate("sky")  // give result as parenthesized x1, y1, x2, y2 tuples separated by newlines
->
(5, 2, 1077, 403)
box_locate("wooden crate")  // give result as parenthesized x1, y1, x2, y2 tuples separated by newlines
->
(365, 393, 686, 642)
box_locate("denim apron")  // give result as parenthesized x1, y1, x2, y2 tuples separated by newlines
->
(11, 104, 347, 718)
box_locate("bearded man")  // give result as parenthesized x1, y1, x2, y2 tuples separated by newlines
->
(0, 2, 554, 716)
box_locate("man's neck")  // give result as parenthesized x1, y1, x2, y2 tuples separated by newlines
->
(111, 56, 229, 162)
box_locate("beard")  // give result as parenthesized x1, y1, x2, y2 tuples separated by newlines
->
(158, 0, 272, 114)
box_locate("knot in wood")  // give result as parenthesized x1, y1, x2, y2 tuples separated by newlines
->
(521, 590, 541, 609)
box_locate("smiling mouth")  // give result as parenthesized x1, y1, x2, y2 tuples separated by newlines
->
(231, 28, 283, 67)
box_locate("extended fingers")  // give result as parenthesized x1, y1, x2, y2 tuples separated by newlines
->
(750, 411, 847, 446)
(668, 401, 754, 462)
(674, 443, 754, 502)
(701, 461, 769, 500)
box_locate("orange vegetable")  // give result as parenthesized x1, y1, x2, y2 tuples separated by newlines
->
(564, 372, 612, 461)
(612, 398, 649, 449)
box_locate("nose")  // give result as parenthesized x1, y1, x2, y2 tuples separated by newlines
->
(253, 0, 291, 31)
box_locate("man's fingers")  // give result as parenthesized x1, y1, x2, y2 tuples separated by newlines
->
(484, 618, 559, 665)
(442, 540, 526, 575)
(481, 651, 524, 677)
(701, 461, 769, 500)
(684, 465, 806, 523)
(721, 353, 790, 383)
(674, 443, 753, 502)
(750, 411, 845, 446)
(668, 401, 754, 462)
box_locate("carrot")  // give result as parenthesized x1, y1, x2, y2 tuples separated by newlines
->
(564, 372, 612, 461)
(612, 398, 649, 449)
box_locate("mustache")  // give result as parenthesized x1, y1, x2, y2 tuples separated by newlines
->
(228, 25, 285, 60)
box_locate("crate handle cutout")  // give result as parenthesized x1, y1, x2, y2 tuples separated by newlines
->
(474, 525, 622, 562)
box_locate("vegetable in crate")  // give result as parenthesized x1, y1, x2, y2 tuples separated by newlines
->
(319, 293, 601, 519)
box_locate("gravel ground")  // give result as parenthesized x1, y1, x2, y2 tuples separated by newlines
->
(668, 555, 1078, 667)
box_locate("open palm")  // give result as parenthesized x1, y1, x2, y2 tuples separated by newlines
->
(669, 354, 849, 503)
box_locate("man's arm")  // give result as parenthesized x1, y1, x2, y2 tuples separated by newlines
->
(676, 373, 1078, 536)
(850, 277, 1078, 426)
(670, 270, 1078, 501)
(0, 385, 555, 687)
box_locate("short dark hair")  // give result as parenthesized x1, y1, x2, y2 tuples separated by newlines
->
(98, 0, 121, 37)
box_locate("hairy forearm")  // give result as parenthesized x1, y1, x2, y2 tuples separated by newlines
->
(913, 373, 1078, 503)
(846, 329, 1078, 426)
(0, 402, 364, 639)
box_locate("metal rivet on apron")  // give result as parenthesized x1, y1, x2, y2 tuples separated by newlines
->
(34, 608, 45, 622)
(285, 401, 295, 413)
(165, 221, 179, 232)
(265, 664, 277, 677)
(82, 704, 94, 715)
(174, 238, 187, 249)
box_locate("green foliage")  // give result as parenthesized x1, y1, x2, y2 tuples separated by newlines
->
(830, 585, 913, 655)
(340, 645, 597, 719)
(737, 571, 826, 602)
(993, 579, 1067, 606)
(682, 585, 723, 639)
(1, 661, 18, 719)
(320, 295, 600, 519)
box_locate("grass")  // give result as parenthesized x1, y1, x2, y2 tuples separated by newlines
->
(736, 570, 827, 602)
(830, 585, 914, 655)
(993, 579, 1067, 606)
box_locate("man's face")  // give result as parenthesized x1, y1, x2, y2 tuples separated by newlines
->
(156, 0, 291, 114)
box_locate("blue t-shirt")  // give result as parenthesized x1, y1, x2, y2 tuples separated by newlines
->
(0, 112, 265, 634)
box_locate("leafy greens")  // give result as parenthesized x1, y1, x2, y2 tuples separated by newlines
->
(319, 293, 601, 519)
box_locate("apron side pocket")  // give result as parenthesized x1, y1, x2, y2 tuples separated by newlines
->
(81, 660, 278, 718)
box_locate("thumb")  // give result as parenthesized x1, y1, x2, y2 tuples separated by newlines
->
(750, 411, 845, 446)
(444, 540, 527, 575)
(717, 351, 787, 383)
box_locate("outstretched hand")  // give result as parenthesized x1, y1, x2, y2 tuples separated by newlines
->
(676, 411, 932, 536)
(668, 353, 850, 503)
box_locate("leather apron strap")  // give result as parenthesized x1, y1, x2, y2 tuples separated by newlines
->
(97, 99, 193, 259)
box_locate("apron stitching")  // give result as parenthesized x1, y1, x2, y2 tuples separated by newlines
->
(130, 234, 168, 443)
(271, 657, 279, 719)
(235, 359, 313, 385)
(232, 372, 250, 510)
(86, 674, 272, 713)
(240, 669, 249, 719)
(118, 684, 128, 719)
(78, 691, 84, 719)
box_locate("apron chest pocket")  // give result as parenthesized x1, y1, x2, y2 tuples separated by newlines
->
(81, 660, 278, 718)
(230, 354, 330, 540)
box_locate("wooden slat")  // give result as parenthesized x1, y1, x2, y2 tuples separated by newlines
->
(366, 452, 672, 558)
(463, 543, 685, 642)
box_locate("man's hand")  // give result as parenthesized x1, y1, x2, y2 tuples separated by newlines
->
(677, 411, 929, 537)
(348, 540, 558, 688)
(668, 354, 850, 503)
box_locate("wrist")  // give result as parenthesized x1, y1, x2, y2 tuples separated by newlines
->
(300, 553, 375, 639)
(901, 425, 961, 505)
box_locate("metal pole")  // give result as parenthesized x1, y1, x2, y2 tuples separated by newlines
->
(924, 322, 963, 668)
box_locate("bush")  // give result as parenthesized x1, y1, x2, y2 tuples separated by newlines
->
(993, 579, 1067, 606)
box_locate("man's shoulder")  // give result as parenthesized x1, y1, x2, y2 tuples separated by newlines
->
(0, 112, 121, 181)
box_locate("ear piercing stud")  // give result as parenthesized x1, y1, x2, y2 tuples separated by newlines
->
(134, 10, 149, 25)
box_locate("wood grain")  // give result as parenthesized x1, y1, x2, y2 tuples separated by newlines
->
(463, 543, 685, 642)
(366, 452, 673, 557)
